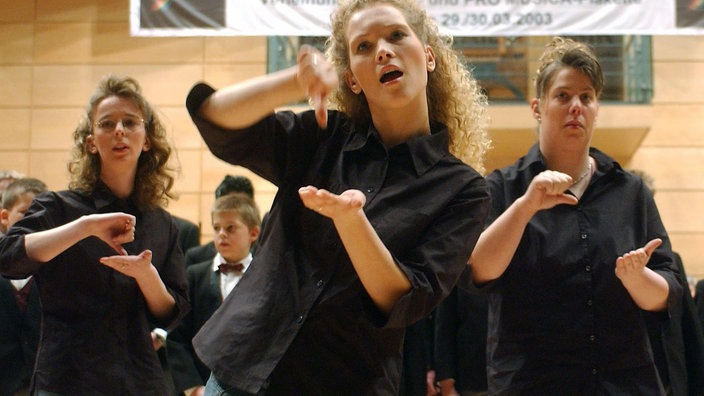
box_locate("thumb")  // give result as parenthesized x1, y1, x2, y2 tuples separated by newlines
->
(313, 93, 328, 129)
(139, 249, 153, 262)
(109, 243, 128, 256)
(555, 194, 579, 206)
(643, 238, 662, 257)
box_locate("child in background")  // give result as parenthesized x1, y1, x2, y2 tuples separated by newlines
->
(1, 178, 48, 235)
(167, 193, 261, 396)
(0, 177, 48, 396)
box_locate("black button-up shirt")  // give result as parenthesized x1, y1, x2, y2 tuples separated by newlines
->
(186, 83, 490, 395)
(0, 184, 189, 396)
(478, 144, 682, 395)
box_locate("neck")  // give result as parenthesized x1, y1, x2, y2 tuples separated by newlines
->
(100, 169, 135, 199)
(370, 98, 430, 148)
(570, 160, 592, 187)
(543, 149, 591, 180)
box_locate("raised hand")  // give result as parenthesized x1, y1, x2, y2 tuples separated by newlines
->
(100, 249, 153, 279)
(298, 186, 366, 220)
(86, 212, 137, 255)
(521, 170, 579, 213)
(615, 238, 662, 281)
(296, 45, 338, 129)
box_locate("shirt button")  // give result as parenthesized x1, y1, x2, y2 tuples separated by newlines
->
(587, 299, 593, 306)
(592, 368, 598, 375)
(589, 335, 596, 341)
(366, 187, 374, 193)
(585, 265, 591, 272)
(295, 315, 304, 324)
(581, 233, 587, 240)
(316, 280, 324, 288)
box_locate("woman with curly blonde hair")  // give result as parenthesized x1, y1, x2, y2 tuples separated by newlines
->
(327, 0, 490, 173)
(0, 75, 189, 395)
(185, 0, 491, 394)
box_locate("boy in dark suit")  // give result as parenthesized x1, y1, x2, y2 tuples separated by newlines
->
(184, 175, 255, 267)
(167, 193, 260, 396)
(0, 177, 47, 396)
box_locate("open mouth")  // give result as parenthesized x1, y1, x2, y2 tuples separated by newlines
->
(380, 70, 403, 83)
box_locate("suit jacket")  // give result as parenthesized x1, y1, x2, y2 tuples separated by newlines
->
(173, 216, 201, 255)
(696, 279, 704, 338)
(184, 242, 216, 268)
(0, 277, 40, 396)
(644, 252, 704, 396)
(167, 260, 222, 394)
(433, 285, 488, 393)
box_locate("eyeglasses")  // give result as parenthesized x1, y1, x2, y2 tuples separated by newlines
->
(94, 116, 145, 133)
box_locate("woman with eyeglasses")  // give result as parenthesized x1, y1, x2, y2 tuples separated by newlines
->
(0, 75, 189, 396)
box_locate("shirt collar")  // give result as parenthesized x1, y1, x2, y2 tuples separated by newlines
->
(520, 143, 623, 177)
(212, 252, 253, 273)
(344, 121, 451, 177)
(92, 180, 141, 216)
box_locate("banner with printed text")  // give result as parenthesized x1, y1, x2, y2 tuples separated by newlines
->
(131, 0, 704, 37)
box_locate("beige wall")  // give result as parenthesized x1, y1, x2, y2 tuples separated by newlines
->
(2, 1, 703, 279)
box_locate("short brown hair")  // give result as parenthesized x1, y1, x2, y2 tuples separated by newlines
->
(211, 193, 261, 230)
(535, 37, 604, 100)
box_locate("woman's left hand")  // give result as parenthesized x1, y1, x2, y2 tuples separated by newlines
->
(298, 186, 365, 220)
(615, 238, 662, 281)
(100, 249, 153, 278)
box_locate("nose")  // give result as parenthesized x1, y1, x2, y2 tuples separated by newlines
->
(114, 120, 128, 136)
(568, 96, 583, 115)
(376, 41, 394, 63)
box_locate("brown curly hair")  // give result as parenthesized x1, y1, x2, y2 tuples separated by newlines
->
(325, 0, 490, 173)
(68, 75, 175, 209)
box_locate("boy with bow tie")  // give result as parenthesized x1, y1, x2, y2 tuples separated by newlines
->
(167, 193, 261, 396)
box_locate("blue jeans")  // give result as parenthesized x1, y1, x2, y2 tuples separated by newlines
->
(204, 373, 262, 396)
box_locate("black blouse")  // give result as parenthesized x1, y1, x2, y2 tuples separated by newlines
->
(480, 144, 682, 395)
(0, 184, 189, 396)
(186, 83, 490, 395)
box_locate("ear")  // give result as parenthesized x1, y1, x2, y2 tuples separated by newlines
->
(142, 137, 151, 152)
(530, 98, 541, 121)
(85, 135, 97, 154)
(425, 45, 436, 72)
(0, 209, 9, 233)
(250, 225, 260, 243)
(345, 71, 361, 95)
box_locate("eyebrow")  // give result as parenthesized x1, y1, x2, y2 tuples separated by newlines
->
(96, 112, 143, 120)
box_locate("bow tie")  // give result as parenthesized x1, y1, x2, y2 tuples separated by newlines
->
(218, 262, 244, 275)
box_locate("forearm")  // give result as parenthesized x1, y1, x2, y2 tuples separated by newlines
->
(24, 217, 90, 262)
(469, 196, 536, 283)
(621, 268, 670, 311)
(135, 265, 176, 321)
(200, 66, 304, 129)
(334, 210, 411, 314)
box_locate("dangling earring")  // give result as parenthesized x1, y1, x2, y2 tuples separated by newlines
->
(537, 116, 541, 123)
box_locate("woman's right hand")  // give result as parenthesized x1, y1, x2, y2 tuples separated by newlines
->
(296, 44, 338, 129)
(85, 212, 136, 255)
(521, 170, 579, 214)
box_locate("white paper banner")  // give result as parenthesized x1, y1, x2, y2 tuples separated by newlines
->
(131, 0, 704, 37)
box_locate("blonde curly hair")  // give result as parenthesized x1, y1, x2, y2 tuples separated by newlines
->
(325, 0, 490, 174)
(68, 75, 175, 209)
